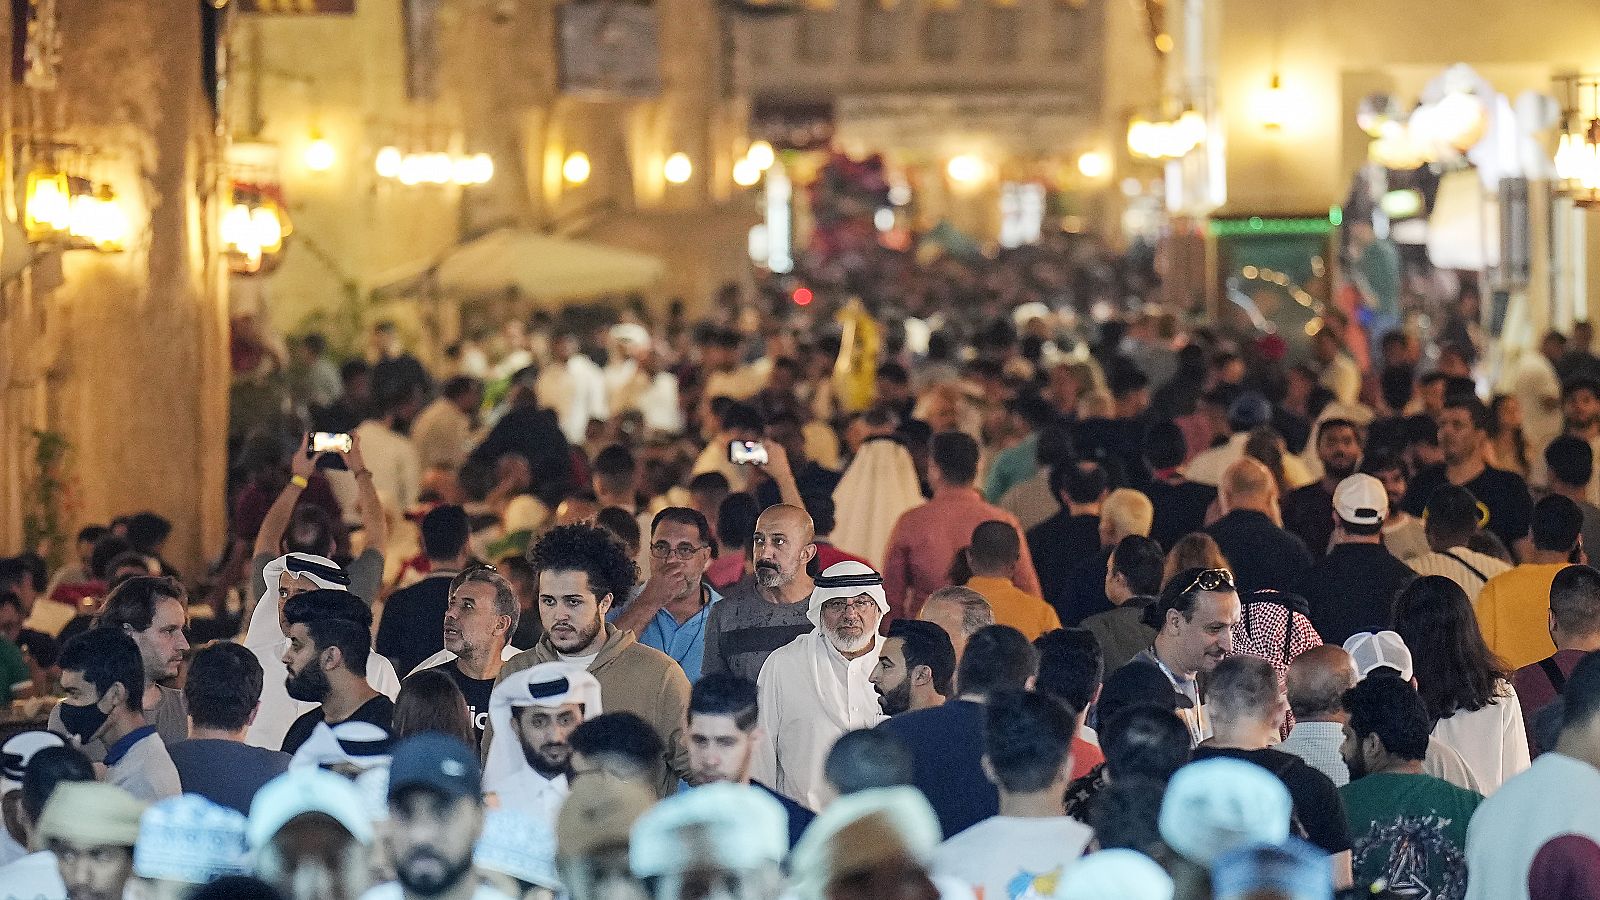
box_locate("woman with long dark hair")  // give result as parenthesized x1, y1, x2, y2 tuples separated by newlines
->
(1392, 575, 1530, 793)
(392, 668, 475, 749)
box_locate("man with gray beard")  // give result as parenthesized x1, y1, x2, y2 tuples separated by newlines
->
(751, 561, 889, 809)
(701, 504, 819, 682)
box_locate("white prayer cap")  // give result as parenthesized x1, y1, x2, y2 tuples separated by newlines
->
(789, 787, 940, 900)
(610, 323, 651, 348)
(289, 721, 394, 772)
(629, 783, 788, 878)
(1159, 758, 1292, 866)
(485, 662, 602, 789)
(1056, 849, 1174, 900)
(247, 767, 374, 849)
(476, 808, 561, 890)
(1343, 630, 1414, 682)
(0, 730, 64, 794)
(134, 794, 251, 884)
(807, 560, 889, 630)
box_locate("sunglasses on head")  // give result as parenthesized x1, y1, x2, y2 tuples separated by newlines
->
(1179, 568, 1235, 594)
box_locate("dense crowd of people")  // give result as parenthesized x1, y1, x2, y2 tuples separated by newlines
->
(7, 262, 1600, 900)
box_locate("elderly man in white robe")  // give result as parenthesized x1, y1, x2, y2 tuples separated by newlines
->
(243, 552, 401, 749)
(482, 661, 602, 825)
(752, 560, 889, 810)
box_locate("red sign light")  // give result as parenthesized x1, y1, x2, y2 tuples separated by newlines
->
(793, 287, 814, 306)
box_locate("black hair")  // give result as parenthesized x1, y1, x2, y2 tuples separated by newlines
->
(1342, 674, 1430, 762)
(339, 358, 370, 383)
(76, 525, 109, 545)
(1036, 422, 1077, 470)
(441, 376, 480, 401)
(714, 493, 761, 549)
(1423, 485, 1484, 548)
(1442, 395, 1492, 432)
(301, 332, 327, 356)
(0, 591, 21, 617)
(967, 520, 1021, 571)
(1564, 376, 1600, 402)
(283, 589, 373, 675)
(931, 431, 981, 486)
(569, 712, 664, 780)
(957, 625, 1038, 698)
(887, 619, 956, 697)
(1562, 650, 1600, 733)
(1141, 566, 1227, 630)
(1142, 421, 1188, 471)
(651, 507, 716, 557)
(1551, 565, 1600, 638)
(1392, 575, 1509, 722)
(596, 507, 642, 555)
(593, 444, 637, 481)
(58, 628, 144, 712)
(1102, 704, 1192, 782)
(527, 523, 639, 603)
(802, 491, 837, 537)
(89, 535, 134, 580)
(689, 673, 759, 731)
(875, 362, 910, 385)
(95, 576, 185, 632)
(1533, 494, 1584, 553)
(1033, 628, 1104, 714)
(687, 471, 732, 498)
(420, 505, 471, 562)
(1548, 435, 1597, 489)
(720, 402, 765, 435)
(983, 690, 1077, 793)
(19, 745, 95, 823)
(1090, 774, 1166, 852)
(1059, 459, 1111, 506)
(1111, 535, 1165, 597)
(1315, 418, 1361, 446)
(123, 512, 172, 554)
(824, 728, 914, 796)
(186, 641, 265, 732)
(1006, 392, 1057, 429)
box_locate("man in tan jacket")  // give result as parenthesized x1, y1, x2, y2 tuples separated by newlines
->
(487, 523, 691, 796)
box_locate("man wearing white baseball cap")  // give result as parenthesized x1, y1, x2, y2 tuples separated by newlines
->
(629, 783, 788, 900)
(482, 661, 602, 825)
(1294, 474, 1418, 646)
(1343, 631, 1482, 793)
(248, 768, 375, 900)
(752, 560, 888, 810)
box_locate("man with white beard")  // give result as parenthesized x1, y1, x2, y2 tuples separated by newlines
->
(751, 560, 888, 810)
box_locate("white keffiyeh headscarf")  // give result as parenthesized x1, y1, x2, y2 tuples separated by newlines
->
(483, 662, 602, 791)
(831, 438, 923, 568)
(244, 553, 401, 750)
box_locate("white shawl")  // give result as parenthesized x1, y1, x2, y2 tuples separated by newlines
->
(244, 553, 402, 750)
(831, 439, 923, 568)
(482, 662, 602, 792)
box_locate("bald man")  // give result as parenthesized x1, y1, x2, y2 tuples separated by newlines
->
(701, 504, 820, 682)
(1277, 645, 1358, 786)
(1206, 457, 1314, 593)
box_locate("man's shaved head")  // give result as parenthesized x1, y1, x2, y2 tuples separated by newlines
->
(1222, 457, 1276, 501)
(1286, 645, 1357, 720)
(752, 503, 817, 592)
(755, 504, 815, 544)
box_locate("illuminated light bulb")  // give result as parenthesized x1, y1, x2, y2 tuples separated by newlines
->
(251, 205, 284, 253)
(563, 151, 591, 184)
(375, 146, 403, 179)
(1127, 119, 1156, 158)
(1176, 108, 1208, 150)
(470, 153, 494, 184)
(221, 202, 254, 248)
(946, 154, 983, 184)
(26, 169, 71, 238)
(663, 152, 693, 184)
(93, 190, 129, 251)
(746, 140, 776, 171)
(1258, 73, 1290, 130)
(732, 158, 761, 187)
(426, 153, 453, 185)
(1076, 151, 1110, 178)
(451, 156, 478, 186)
(304, 136, 336, 172)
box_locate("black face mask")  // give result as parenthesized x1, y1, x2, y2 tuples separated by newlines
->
(58, 699, 110, 745)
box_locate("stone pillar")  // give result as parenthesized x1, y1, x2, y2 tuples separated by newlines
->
(6, 0, 229, 575)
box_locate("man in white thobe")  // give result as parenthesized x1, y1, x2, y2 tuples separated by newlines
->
(752, 560, 889, 810)
(482, 661, 601, 825)
(536, 334, 609, 445)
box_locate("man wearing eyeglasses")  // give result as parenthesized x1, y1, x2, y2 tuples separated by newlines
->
(1119, 566, 1243, 747)
(751, 560, 889, 810)
(609, 508, 722, 682)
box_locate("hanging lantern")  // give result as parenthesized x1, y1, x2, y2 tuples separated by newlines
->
(25, 166, 71, 241)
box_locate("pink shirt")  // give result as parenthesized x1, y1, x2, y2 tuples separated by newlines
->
(881, 488, 1042, 622)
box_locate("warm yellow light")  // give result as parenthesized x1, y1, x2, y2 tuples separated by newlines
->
(25, 168, 71, 240)
(67, 186, 128, 251)
(733, 158, 762, 187)
(1175, 108, 1208, 148)
(563, 151, 591, 184)
(1154, 33, 1174, 53)
(1556, 132, 1580, 182)
(664, 152, 693, 184)
(1127, 119, 1157, 158)
(375, 146, 403, 178)
(1076, 151, 1110, 179)
(467, 153, 494, 185)
(451, 156, 478, 186)
(746, 140, 776, 171)
(304, 136, 336, 172)
(946, 154, 984, 184)
(251, 205, 285, 253)
(221, 203, 255, 252)
(1258, 73, 1290, 130)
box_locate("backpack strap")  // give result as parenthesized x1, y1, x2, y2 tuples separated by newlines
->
(1440, 550, 1490, 584)
(1538, 656, 1569, 695)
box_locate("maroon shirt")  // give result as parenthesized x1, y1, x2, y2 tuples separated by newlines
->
(1514, 648, 1590, 757)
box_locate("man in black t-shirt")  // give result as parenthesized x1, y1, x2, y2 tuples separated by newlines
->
(1402, 396, 1532, 557)
(1191, 655, 1354, 870)
(280, 590, 394, 754)
(377, 505, 472, 678)
(414, 567, 517, 746)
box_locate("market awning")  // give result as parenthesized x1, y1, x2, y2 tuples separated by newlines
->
(374, 228, 666, 302)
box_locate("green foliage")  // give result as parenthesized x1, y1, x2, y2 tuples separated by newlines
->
(21, 430, 70, 569)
